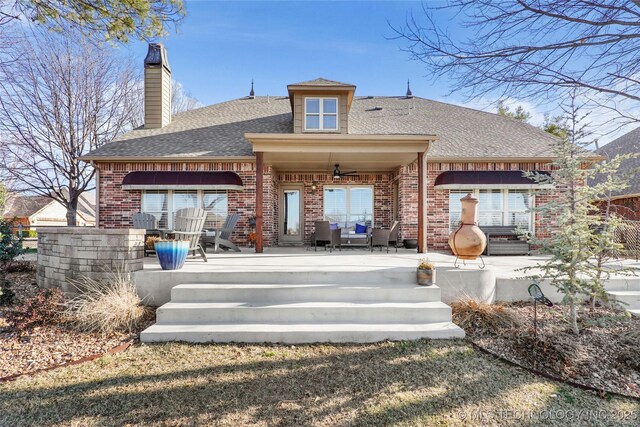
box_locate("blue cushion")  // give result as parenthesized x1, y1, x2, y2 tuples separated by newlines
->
(329, 223, 338, 230)
(355, 223, 367, 234)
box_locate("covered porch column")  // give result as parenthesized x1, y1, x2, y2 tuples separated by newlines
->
(255, 151, 264, 253)
(418, 151, 426, 253)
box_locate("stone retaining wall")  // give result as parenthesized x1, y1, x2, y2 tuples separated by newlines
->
(37, 227, 145, 292)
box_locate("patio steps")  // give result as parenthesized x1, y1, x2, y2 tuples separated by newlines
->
(141, 282, 465, 343)
(607, 290, 640, 316)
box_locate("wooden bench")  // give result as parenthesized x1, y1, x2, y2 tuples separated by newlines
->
(480, 226, 531, 256)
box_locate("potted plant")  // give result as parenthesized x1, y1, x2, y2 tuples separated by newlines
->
(154, 239, 190, 270)
(417, 258, 435, 286)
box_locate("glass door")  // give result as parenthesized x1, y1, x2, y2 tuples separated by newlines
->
(279, 185, 303, 245)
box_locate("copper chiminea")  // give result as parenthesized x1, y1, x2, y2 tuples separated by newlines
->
(448, 193, 487, 266)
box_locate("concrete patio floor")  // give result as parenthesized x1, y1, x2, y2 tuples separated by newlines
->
(138, 247, 640, 306)
(142, 246, 639, 279)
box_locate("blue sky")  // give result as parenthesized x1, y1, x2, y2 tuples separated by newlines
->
(127, 1, 458, 104)
(122, 0, 634, 144)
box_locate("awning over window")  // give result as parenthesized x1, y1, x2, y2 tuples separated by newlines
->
(121, 171, 244, 191)
(434, 170, 552, 190)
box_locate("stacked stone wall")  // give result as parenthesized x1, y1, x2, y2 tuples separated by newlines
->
(36, 227, 144, 292)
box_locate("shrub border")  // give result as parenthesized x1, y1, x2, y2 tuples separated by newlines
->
(0, 339, 134, 383)
(468, 339, 640, 402)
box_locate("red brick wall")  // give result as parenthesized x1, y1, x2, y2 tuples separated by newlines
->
(609, 197, 640, 221)
(96, 160, 559, 251)
(95, 161, 271, 246)
(425, 161, 555, 251)
(276, 172, 393, 244)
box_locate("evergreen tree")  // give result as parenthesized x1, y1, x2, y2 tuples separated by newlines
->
(525, 94, 637, 334)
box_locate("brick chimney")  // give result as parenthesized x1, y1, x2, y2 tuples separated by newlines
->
(144, 43, 171, 129)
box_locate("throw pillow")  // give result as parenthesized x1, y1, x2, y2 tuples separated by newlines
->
(355, 223, 367, 234)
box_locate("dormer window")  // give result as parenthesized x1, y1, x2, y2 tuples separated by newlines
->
(305, 97, 338, 131)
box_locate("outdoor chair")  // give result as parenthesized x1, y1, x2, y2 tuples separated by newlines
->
(388, 221, 400, 252)
(312, 221, 341, 252)
(133, 212, 159, 256)
(370, 228, 391, 252)
(202, 212, 241, 253)
(173, 208, 208, 262)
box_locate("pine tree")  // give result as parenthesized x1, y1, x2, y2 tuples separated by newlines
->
(525, 94, 637, 334)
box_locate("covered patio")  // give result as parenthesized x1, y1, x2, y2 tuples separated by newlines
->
(246, 133, 435, 253)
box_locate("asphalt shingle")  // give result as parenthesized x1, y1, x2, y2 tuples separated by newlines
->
(595, 127, 640, 197)
(84, 96, 560, 160)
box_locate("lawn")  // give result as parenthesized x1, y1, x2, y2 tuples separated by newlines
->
(1, 340, 639, 426)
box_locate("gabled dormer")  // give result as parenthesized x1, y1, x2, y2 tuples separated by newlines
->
(287, 78, 356, 134)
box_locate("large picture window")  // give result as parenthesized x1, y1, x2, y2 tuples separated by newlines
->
(305, 97, 338, 131)
(449, 189, 533, 231)
(324, 186, 373, 228)
(141, 189, 228, 230)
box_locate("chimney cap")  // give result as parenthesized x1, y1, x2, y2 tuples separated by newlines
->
(144, 43, 171, 72)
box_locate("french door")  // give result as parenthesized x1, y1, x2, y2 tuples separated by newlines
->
(279, 184, 303, 245)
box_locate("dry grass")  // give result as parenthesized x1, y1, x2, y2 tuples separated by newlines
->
(451, 299, 523, 335)
(1, 340, 638, 426)
(66, 271, 150, 335)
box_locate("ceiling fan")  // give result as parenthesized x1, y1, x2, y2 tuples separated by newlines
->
(332, 164, 357, 179)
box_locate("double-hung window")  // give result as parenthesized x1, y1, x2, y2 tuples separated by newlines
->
(305, 97, 338, 131)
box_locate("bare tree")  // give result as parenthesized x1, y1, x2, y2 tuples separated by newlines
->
(393, 1, 640, 124)
(0, 29, 139, 225)
(128, 78, 202, 129)
(171, 80, 202, 115)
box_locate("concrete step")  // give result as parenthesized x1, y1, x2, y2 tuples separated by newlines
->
(140, 321, 465, 343)
(136, 269, 419, 306)
(607, 290, 640, 309)
(155, 301, 452, 324)
(170, 283, 442, 303)
(604, 279, 640, 292)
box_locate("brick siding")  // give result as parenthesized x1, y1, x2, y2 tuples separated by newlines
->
(96, 159, 559, 251)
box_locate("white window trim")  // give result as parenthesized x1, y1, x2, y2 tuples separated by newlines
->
(323, 185, 374, 228)
(142, 189, 227, 230)
(304, 97, 339, 131)
(449, 189, 535, 233)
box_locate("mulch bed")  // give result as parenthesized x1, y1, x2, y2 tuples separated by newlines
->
(0, 266, 151, 379)
(456, 301, 640, 398)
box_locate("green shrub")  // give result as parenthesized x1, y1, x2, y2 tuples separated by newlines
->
(16, 229, 37, 238)
(0, 283, 15, 306)
(66, 270, 150, 335)
(1, 218, 25, 305)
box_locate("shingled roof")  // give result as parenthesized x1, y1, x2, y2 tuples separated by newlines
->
(2, 193, 51, 218)
(595, 127, 640, 197)
(84, 95, 561, 161)
(288, 77, 354, 87)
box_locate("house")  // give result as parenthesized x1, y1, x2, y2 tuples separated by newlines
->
(2, 192, 96, 229)
(83, 44, 563, 253)
(594, 127, 640, 220)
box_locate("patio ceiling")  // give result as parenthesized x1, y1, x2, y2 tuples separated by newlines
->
(245, 133, 436, 171)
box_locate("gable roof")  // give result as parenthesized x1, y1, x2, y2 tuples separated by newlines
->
(83, 95, 563, 161)
(2, 192, 96, 221)
(2, 193, 51, 218)
(594, 127, 640, 197)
